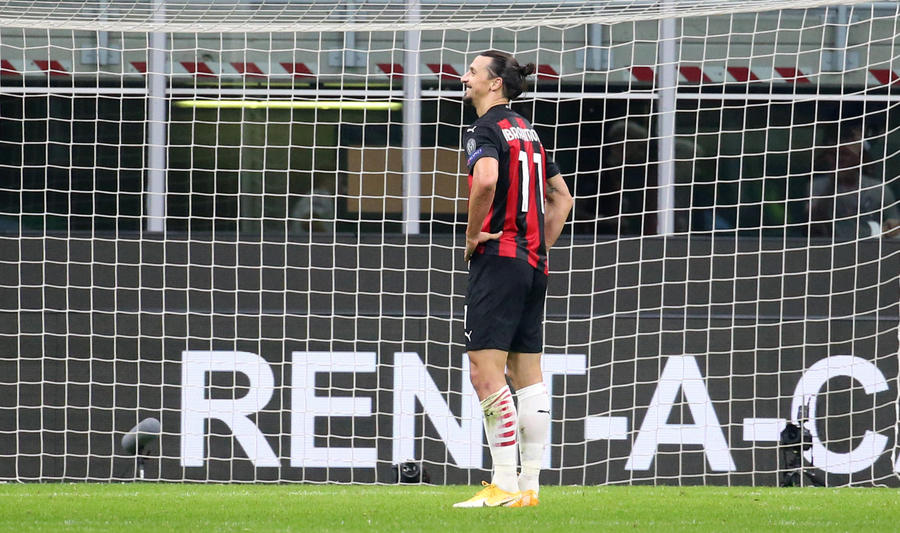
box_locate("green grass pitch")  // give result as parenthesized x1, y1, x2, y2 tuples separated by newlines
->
(3, 483, 900, 532)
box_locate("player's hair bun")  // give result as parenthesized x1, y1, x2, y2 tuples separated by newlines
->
(481, 50, 533, 100)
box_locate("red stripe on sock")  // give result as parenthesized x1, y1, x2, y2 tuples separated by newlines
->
(501, 421, 515, 429)
(498, 430, 516, 439)
(483, 396, 502, 408)
(484, 390, 511, 408)
(501, 412, 515, 419)
(498, 440, 517, 447)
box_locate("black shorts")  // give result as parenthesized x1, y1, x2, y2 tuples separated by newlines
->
(465, 254, 548, 353)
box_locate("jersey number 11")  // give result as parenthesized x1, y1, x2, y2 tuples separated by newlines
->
(518, 151, 545, 214)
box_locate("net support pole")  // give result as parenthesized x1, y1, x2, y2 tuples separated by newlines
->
(832, 5, 849, 71)
(146, 0, 167, 233)
(587, 13, 607, 71)
(656, 11, 677, 235)
(97, 0, 109, 65)
(402, 0, 422, 235)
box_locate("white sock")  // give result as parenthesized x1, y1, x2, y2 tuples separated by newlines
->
(480, 385, 518, 493)
(515, 382, 549, 494)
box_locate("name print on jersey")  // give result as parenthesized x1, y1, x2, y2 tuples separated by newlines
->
(500, 126, 540, 143)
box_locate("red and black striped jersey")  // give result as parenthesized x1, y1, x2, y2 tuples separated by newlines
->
(463, 105, 560, 274)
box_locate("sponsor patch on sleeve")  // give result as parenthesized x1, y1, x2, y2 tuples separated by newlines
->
(466, 147, 484, 167)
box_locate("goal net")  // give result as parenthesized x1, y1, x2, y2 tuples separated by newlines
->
(1, 0, 899, 487)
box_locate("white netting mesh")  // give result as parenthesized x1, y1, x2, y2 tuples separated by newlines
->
(0, 0, 880, 32)
(0, 1, 899, 486)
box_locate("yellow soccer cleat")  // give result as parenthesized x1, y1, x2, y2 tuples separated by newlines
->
(505, 489, 539, 507)
(453, 481, 520, 508)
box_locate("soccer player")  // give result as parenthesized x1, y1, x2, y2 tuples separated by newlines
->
(452, 50, 573, 508)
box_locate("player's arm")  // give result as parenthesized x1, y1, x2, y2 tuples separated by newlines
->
(543, 173, 573, 250)
(465, 157, 502, 261)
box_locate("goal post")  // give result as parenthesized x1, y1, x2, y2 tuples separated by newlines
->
(0, 0, 899, 486)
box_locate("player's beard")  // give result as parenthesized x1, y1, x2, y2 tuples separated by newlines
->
(463, 86, 473, 106)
